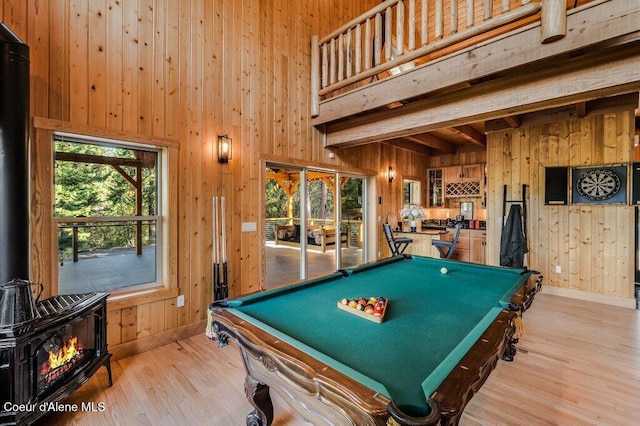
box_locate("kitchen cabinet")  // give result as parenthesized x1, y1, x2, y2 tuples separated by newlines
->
(444, 164, 482, 182)
(469, 231, 487, 264)
(444, 163, 485, 199)
(439, 229, 486, 264)
(427, 168, 443, 207)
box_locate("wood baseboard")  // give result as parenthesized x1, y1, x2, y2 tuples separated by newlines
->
(542, 286, 637, 309)
(109, 320, 207, 360)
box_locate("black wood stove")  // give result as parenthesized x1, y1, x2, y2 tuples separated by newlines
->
(0, 293, 112, 425)
(0, 22, 112, 425)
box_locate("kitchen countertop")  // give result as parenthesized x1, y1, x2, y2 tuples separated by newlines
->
(396, 229, 446, 235)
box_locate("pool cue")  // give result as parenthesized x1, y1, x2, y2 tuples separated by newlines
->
(207, 197, 219, 338)
(213, 196, 220, 301)
(221, 196, 228, 299)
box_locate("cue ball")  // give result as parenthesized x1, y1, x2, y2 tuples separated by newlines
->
(440, 267, 448, 274)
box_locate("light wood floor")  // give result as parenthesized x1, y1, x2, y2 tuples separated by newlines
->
(46, 293, 640, 425)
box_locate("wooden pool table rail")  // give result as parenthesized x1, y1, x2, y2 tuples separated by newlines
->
(210, 270, 542, 426)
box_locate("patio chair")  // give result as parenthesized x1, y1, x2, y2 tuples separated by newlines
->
(383, 223, 412, 256)
(432, 222, 463, 259)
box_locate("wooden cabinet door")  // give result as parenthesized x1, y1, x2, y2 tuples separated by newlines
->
(462, 164, 482, 181)
(444, 166, 463, 182)
(469, 231, 486, 264)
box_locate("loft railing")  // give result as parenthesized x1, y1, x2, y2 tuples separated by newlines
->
(311, 0, 570, 117)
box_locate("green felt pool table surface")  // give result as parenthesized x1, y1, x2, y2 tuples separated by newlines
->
(225, 255, 532, 416)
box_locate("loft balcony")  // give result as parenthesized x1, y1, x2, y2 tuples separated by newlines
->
(311, 0, 640, 155)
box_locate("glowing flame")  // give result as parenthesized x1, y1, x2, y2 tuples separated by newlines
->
(45, 336, 81, 371)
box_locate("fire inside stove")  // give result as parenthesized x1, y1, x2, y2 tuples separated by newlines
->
(40, 336, 84, 384)
(37, 320, 95, 391)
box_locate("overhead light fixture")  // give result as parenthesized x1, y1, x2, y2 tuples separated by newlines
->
(218, 134, 232, 163)
(388, 166, 396, 183)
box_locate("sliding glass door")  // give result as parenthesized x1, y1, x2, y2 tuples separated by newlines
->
(265, 163, 369, 289)
(339, 175, 365, 269)
(265, 165, 302, 287)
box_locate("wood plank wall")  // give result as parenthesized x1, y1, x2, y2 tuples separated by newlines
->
(1, 0, 435, 356)
(486, 112, 636, 305)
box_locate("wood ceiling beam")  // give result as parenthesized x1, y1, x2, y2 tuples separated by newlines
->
(54, 152, 155, 168)
(575, 101, 587, 118)
(313, 0, 640, 126)
(383, 139, 433, 156)
(403, 133, 456, 154)
(325, 45, 640, 147)
(451, 125, 486, 147)
(486, 93, 639, 132)
(503, 115, 521, 128)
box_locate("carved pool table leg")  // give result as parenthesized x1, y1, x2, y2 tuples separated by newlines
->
(244, 375, 274, 426)
(502, 338, 517, 362)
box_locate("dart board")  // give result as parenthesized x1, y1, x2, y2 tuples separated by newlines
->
(575, 168, 621, 201)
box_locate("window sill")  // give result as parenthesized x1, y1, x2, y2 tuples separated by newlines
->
(106, 286, 179, 311)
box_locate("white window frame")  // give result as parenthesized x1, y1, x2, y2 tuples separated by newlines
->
(53, 132, 165, 294)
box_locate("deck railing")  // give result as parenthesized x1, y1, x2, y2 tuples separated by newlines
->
(311, 0, 570, 117)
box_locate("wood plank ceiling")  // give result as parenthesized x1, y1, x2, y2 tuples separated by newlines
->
(368, 92, 639, 157)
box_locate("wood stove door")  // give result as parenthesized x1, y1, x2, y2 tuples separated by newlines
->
(34, 315, 97, 398)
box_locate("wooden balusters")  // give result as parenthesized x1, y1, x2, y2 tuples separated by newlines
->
(408, 0, 416, 51)
(435, 0, 444, 40)
(311, 35, 320, 118)
(312, 0, 547, 103)
(321, 43, 328, 88)
(453, 0, 460, 34)
(355, 24, 362, 74)
(375, 12, 383, 66)
(484, 0, 493, 20)
(541, 0, 567, 43)
(421, 0, 428, 46)
(397, 0, 405, 55)
(330, 39, 336, 85)
(385, 6, 392, 61)
(466, 0, 475, 28)
(364, 18, 372, 70)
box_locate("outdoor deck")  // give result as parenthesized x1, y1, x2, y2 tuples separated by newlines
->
(58, 247, 157, 294)
(57, 244, 364, 294)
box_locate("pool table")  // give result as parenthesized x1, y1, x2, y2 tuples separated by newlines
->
(210, 255, 542, 425)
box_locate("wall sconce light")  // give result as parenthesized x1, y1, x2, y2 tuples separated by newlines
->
(387, 166, 397, 183)
(218, 134, 232, 163)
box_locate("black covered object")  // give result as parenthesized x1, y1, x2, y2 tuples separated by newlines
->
(500, 204, 528, 268)
(0, 23, 30, 284)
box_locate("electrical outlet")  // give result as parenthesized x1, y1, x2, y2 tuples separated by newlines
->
(177, 295, 185, 307)
(555, 265, 562, 273)
(242, 222, 257, 232)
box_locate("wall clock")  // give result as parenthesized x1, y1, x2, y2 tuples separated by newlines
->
(571, 165, 627, 205)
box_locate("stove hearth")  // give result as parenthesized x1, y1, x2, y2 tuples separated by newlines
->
(0, 292, 112, 425)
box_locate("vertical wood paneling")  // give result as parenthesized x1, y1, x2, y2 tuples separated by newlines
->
(137, 0, 153, 135)
(150, 300, 165, 334)
(28, 1, 49, 118)
(106, 0, 123, 129)
(120, 306, 137, 343)
(188, 0, 204, 325)
(121, 0, 138, 132)
(136, 302, 152, 338)
(48, 0, 67, 121)
(107, 310, 122, 346)
(69, 0, 89, 123)
(21, 0, 382, 351)
(487, 111, 635, 302)
(88, 1, 106, 127)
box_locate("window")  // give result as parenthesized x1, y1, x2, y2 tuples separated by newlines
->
(54, 135, 163, 294)
(403, 179, 421, 205)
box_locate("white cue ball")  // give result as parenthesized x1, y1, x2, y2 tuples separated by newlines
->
(440, 267, 448, 274)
